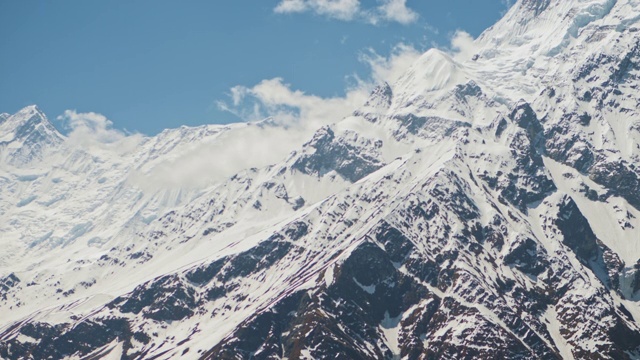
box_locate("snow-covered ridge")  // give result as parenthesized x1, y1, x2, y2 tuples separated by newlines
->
(2, 0, 640, 358)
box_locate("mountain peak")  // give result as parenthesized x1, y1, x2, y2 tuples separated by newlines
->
(0, 105, 64, 165)
(12, 104, 44, 118)
(2, 105, 54, 132)
(19, 104, 41, 112)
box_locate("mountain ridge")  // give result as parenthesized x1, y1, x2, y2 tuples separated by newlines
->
(3, 0, 640, 358)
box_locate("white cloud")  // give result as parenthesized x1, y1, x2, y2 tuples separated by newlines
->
(359, 43, 422, 84)
(274, 0, 419, 25)
(275, 0, 361, 21)
(58, 30, 490, 193)
(218, 42, 422, 127)
(449, 30, 478, 60)
(219, 77, 369, 129)
(57, 110, 143, 152)
(274, 0, 307, 13)
(374, 0, 419, 25)
(128, 124, 311, 190)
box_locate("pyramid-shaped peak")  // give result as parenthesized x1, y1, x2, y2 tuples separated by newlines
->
(363, 82, 393, 109)
(0, 105, 64, 149)
(10, 104, 45, 119)
(2, 105, 52, 133)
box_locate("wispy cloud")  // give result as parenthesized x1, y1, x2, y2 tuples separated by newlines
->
(274, 0, 360, 21)
(373, 0, 418, 25)
(127, 123, 313, 190)
(449, 30, 479, 60)
(218, 42, 423, 126)
(58, 29, 483, 193)
(77, 37, 474, 192)
(217, 77, 369, 134)
(57, 110, 143, 153)
(274, 0, 419, 25)
(358, 43, 422, 84)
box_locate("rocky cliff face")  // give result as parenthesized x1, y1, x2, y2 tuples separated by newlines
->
(3, 0, 640, 359)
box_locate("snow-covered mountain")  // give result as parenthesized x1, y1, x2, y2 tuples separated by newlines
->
(3, 0, 640, 358)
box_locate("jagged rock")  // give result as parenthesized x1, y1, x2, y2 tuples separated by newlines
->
(292, 127, 385, 182)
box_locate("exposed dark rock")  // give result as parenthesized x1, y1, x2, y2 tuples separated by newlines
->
(495, 117, 509, 138)
(292, 127, 385, 182)
(556, 196, 615, 289)
(220, 239, 292, 282)
(0, 273, 20, 300)
(202, 237, 432, 359)
(185, 258, 226, 285)
(589, 159, 640, 210)
(284, 221, 309, 241)
(481, 102, 556, 212)
(504, 236, 549, 276)
(291, 196, 305, 210)
(109, 275, 197, 322)
(362, 82, 393, 110)
(0, 318, 148, 360)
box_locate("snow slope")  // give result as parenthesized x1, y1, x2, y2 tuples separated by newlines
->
(3, 0, 640, 358)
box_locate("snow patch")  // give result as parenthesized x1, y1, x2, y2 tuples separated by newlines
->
(380, 311, 402, 359)
(353, 277, 376, 294)
(324, 264, 334, 287)
(543, 306, 575, 360)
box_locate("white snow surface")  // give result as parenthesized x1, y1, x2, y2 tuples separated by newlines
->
(3, 0, 640, 358)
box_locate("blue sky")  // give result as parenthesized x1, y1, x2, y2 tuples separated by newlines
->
(0, 0, 513, 135)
